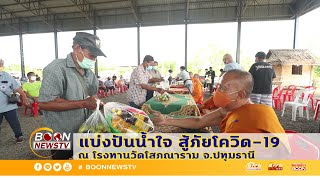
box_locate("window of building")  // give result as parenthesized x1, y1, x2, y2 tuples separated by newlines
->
(292, 65, 303, 75)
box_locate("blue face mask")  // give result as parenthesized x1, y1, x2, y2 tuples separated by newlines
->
(146, 66, 153, 71)
(76, 48, 96, 69)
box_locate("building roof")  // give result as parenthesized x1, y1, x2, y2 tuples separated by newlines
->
(1, 0, 320, 36)
(266, 49, 320, 65)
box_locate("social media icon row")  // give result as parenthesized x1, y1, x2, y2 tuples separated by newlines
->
(246, 162, 306, 171)
(34, 162, 72, 172)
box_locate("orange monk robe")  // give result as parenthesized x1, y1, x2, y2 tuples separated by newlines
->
(199, 95, 217, 111)
(191, 78, 203, 104)
(220, 104, 285, 133)
(219, 104, 291, 155)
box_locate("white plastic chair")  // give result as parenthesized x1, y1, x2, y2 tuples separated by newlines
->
(281, 89, 314, 121)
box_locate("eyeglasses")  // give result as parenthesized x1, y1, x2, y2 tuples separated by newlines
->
(216, 83, 228, 93)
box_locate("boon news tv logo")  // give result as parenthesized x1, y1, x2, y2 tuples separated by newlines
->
(29, 127, 71, 158)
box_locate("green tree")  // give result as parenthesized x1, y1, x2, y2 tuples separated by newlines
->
(312, 66, 320, 86)
(187, 44, 232, 76)
(158, 60, 177, 76)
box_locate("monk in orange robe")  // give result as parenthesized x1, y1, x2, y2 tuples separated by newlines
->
(219, 104, 284, 133)
(191, 74, 203, 104)
(152, 69, 287, 134)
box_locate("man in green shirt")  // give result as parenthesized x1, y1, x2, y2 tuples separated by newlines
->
(22, 72, 41, 102)
(22, 72, 42, 115)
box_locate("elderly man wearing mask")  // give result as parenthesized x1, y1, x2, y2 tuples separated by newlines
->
(0, 59, 29, 143)
(152, 69, 285, 134)
(38, 32, 106, 159)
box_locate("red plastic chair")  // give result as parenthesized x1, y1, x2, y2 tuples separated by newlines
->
(304, 86, 317, 111)
(282, 85, 297, 103)
(24, 102, 39, 117)
(124, 85, 128, 91)
(272, 86, 284, 110)
(285, 130, 320, 159)
(109, 88, 116, 95)
(116, 80, 127, 93)
(97, 89, 108, 98)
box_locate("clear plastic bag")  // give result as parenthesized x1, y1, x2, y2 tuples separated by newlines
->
(104, 102, 154, 133)
(78, 99, 110, 133)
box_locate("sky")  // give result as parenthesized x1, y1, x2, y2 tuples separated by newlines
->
(0, 7, 319, 73)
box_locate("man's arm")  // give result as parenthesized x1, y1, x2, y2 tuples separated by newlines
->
(139, 84, 163, 92)
(135, 67, 163, 92)
(39, 96, 97, 111)
(16, 87, 29, 106)
(249, 64, 255, 75)
(152, 108, 227, 129)
(11, 75, 28, 106)
(148, 78, 162, 83)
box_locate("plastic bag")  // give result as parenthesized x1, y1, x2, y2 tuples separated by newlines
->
(154, 92, 170, 102)
(104, 102, 154, 133)
(78, 99, 110, 133)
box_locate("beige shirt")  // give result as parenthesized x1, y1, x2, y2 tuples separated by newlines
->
(148, 69, 162, 86)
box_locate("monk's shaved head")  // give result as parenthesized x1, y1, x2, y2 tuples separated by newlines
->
(222, 69, 253, 98)
(194, 73, 200, 79)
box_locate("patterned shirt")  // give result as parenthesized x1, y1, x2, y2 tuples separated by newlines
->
(38, 53, 98, 133)
(127, 65, 151, 106)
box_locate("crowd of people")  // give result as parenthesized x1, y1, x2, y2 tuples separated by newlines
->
(0, 32, 284, 160)
(98, 74, 128, 96)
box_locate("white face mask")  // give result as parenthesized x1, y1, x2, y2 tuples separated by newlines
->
(30, 76, 36, 81)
